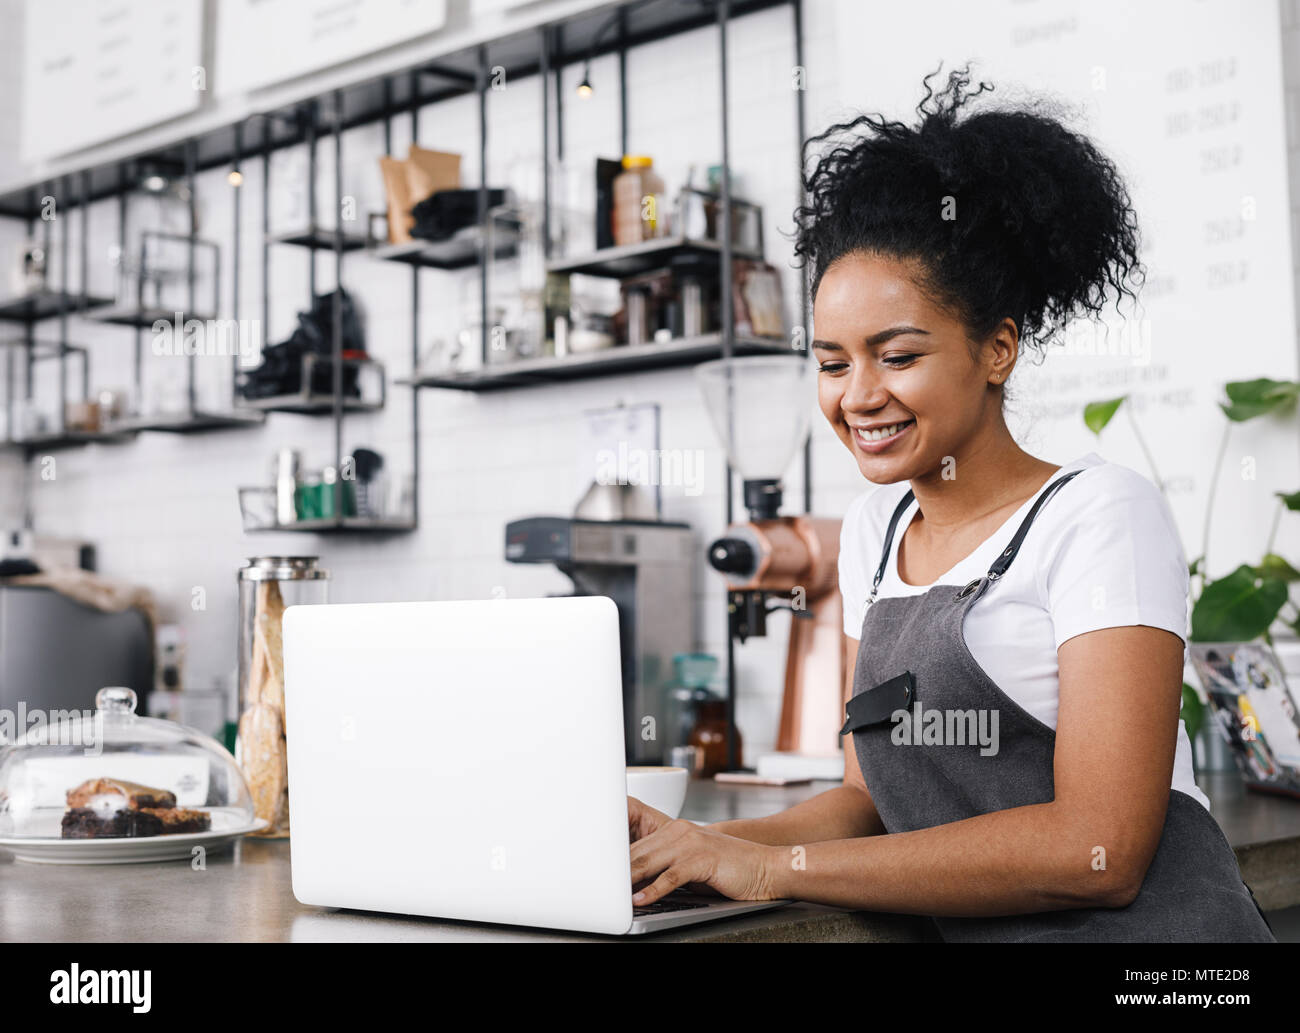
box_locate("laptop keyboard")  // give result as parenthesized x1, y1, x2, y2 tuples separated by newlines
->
(633, 896, 710, 916)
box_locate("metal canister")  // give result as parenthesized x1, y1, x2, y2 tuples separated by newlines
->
(235, 557, 330, 837)
(625, 286, 649, 347)
(274, 449, 300, 526)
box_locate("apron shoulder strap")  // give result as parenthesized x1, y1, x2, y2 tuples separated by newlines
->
(985, 468, 1085, 581)
(870, 488, 916, 601)
(867, 468, 1086, 601)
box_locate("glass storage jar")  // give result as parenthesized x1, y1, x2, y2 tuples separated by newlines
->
(612, 155, 668, 246)
(0, 686, 256, 857)
(661, 653, 719, 762)
(236, 556, 330, 838)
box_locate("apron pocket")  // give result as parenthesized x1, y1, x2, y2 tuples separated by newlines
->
(841, 670, 915, 734)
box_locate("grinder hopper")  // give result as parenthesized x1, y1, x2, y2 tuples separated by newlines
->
(694, 355, 850, 762)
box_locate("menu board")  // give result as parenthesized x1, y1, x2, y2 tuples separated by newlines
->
(833, 0, 1297, 560)
(215, 0, 450, 95)
(20, 0, 203, 162)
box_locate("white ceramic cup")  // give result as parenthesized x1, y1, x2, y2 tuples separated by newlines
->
(626, 766, 689, 819)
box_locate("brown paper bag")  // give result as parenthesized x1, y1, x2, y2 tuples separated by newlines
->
(380, 156, 415, 244)
(406, 145, 461, 204)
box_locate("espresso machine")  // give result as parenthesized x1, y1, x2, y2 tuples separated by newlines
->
(504, 515, 694, 763)
(695, 356, 850, 766)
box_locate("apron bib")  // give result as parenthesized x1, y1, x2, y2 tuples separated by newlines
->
(844, 470, 1275, 942)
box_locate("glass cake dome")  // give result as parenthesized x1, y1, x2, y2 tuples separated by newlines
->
(0, 686, 256, 841)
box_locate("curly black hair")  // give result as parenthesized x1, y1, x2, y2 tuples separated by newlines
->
(791, 65, 1143, 361)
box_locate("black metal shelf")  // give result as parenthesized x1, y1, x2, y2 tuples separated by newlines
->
(0, 290, 114, 323)
(4, 428, 138, 452)
(246, 516, 416, 535)
(370, 232, 519, 270)
(110, 409, 266, 434)
(236, 394, 383, 415)
(84, 305, 216, 329)
(267, 226, 372, 251)
(547, 235, 764, 279)
(401, 334, 791, 392)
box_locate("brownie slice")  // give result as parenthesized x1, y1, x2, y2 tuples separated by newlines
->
(140, 807, 211, 835)
(61, 807, 164, 839)
(66, 777, 177, 811)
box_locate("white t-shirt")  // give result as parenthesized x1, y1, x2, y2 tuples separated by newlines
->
(838, 451, 1208, 810)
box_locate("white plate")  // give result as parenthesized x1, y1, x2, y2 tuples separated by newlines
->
(0, 818, 269, 865)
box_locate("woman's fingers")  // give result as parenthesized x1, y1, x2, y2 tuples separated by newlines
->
(633, 866, 690, 907)
(628, 818, 686, 880)
(629, 823, 779, 905)
(627, 795, 654, 842)
(627, 796, 642, 842)
(629, 820, 708, 903)
(627, 795, 671, 843)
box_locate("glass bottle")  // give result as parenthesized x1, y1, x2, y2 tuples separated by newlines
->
(689, 691, 743, 777)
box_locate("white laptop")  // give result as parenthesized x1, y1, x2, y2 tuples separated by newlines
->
(280, 595, 789, 936)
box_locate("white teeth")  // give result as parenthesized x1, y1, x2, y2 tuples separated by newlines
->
(857, 422, 909, 441)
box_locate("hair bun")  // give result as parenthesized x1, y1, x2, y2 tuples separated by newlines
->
(792, 64, 1143, 356)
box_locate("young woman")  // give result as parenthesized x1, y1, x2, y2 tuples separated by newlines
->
(627, 68, 1275, 942)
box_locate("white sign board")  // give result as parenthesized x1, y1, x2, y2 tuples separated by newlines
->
(216, 0, 450, 95)
(20, 0, 204, 162)
(577, 402, 662, 515)
(833, 0, 1298, 570)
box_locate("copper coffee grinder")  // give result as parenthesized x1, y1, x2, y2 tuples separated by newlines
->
(695, 356, 850, 773)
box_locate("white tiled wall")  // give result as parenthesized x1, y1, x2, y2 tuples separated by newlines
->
(5, 1, 1299, 757)
(0, 0, 26, 521)
(1281, 0, 1300, 337)
(2, 3, 861, 757)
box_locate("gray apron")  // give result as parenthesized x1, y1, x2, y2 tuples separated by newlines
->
(843, 470, 1275, 942)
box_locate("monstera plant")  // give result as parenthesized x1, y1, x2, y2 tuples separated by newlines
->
(1084, 377, 1300, 747)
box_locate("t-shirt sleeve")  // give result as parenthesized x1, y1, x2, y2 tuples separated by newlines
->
(839, 490, 873, 639)
(1041, 466, 1191, 649)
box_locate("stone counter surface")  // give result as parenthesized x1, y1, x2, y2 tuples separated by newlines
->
(1, 773, 1296, 942)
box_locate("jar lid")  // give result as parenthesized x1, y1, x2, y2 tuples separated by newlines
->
(238, 556, 330, 581)
(673, 652, 719, 689)
(621, 155, 654, 168)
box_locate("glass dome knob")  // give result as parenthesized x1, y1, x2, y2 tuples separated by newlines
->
(95, 687, 139, 714)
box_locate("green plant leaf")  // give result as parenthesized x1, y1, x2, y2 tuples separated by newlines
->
(1191, 564, 1289, 641)
(1220, 378, 1300, 421)
(1180, 683, 1205, 742)
(1188, 556, 1203, 578)
(1257, 553, 1300, 582)
(1084, 397, 1125, 435)
(1221, 400, 1282, 421)
(1276, 490, 1300, 511)
(1223, 377, 1300, 404)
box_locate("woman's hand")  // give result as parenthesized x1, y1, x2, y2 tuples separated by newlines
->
(629, 816, 782, 906)
(627, 795, 674, 844)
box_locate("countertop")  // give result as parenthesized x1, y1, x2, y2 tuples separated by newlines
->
(2, 772, 1297, 942)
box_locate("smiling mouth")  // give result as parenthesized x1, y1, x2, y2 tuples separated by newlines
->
(852, 420, 915, 452)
